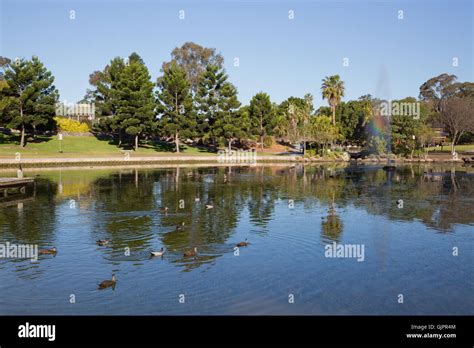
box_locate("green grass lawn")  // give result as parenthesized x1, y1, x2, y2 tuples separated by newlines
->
(3, 134, 472, 159)
(0, 134, 216, 158)
(426, 144, 474, 153)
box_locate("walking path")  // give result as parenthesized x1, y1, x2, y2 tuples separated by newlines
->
(0, 155, 302, 168)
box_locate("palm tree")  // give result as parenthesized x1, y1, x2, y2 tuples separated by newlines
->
(321, 75, 345, 125)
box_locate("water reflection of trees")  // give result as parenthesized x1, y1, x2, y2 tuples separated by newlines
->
(0, 179, 58, 276)
(63, 165, 474, 262)
(89, 170, 157, 251)
(4, 164, 472, 272)
(321, 193, 343, 243)
(350, 165, 474, 231)
(0, 179, 58, 244)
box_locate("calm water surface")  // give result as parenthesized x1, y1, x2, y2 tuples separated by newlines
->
(0, 164, 473, 315)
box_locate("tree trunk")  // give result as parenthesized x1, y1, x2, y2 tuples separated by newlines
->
(451, 132, 457, 154)
(302, 141, 306, 155)
(450, 169, 457, 192)
(20, 124, 26, 147)
(135, 134, 139, 151)
(174, 92, 181, 154)
(175, 132, 180, 153)
(19, 102, 26, 147)
(228, 139, 232, 152)
(332, 105, 336, 126)
(118, 130, 122, 147)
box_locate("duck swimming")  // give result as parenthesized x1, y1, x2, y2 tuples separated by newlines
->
(39, 247, 57, 255)
(236, 238, 250, 247)
(98, 274, 117, 289)
(159, 207, 169, 213)
(205, 204, 214, 210)
(183, 247, 198, 257)
(150, 248, 165, 257)
(96, 239, 111, 246)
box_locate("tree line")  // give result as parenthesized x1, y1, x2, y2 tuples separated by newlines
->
(1, 42, 473, 155)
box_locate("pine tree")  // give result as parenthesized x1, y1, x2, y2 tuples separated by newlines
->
(85, 57, 126, 145)
(196, 64, 241, 149)
(156, 62, 196, 153)
(114, 53, 156, 151)
(0, 56, 58, 147)
(248, 92, 274, 150)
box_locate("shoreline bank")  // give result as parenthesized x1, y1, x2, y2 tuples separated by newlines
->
(0, 155, 293, 169)
(0, 154, 468, 169)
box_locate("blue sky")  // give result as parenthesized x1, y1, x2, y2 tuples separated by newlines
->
(1, 0, 472, 108)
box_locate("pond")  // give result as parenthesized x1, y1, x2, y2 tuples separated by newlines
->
(0, 164, 473, 315)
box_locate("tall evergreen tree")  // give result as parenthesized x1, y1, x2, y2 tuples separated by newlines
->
(248, 92, 274, 150)
(0, 56, 58, 147)
(114, 53, 156, 151)
(0, 57, 12, 121)
(195, 64, 242, 148)
(85, 57, 126, 144)
(156, 62, 196, 153)
(234, 106, 253, 147)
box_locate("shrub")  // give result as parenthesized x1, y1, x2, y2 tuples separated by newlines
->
(304, 149, 318, 158)
(263, 136, 274, 148)
(54, 117, 90, 133)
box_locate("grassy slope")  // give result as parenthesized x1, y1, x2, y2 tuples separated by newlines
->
(0, 134, 217, 158)
(7, 134, 471, 159)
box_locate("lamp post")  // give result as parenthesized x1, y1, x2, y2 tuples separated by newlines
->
(58, 132, 63, 153)
(411, 135, 416, 159)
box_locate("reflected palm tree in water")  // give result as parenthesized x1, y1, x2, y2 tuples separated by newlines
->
(321, 193, 343, 243)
